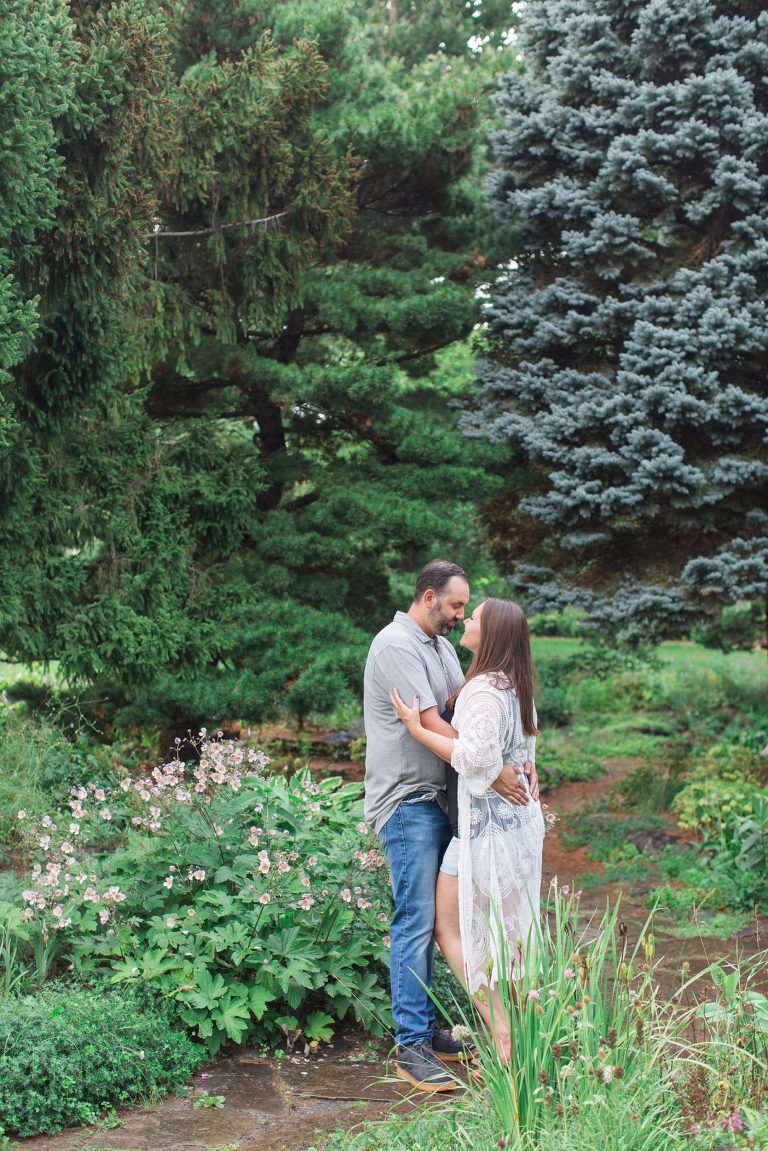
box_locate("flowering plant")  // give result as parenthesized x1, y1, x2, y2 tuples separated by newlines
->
(16, 733, 391, 1053)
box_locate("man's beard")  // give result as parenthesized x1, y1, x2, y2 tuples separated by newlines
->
(427, 600, 455, 636)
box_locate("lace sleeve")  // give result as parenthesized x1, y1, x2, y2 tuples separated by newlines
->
(451, 684, 507, 797)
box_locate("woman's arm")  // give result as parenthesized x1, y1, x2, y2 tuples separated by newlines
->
(389, 689, 456, 762)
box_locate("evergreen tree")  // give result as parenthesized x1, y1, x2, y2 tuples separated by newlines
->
(466, 0, 768, 642)
(1, 1, 516, 724)
(0, 0, 75, 508)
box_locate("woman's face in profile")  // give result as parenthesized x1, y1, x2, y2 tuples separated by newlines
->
(460, 601, 483, 652)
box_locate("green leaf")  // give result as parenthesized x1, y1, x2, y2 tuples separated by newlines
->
(248, 983, 277, 1020)
(109, 959, 142, 984)
(182, 967, 229, 1010)
(304, 1010, 335, 1043)
(212, 997, 251, 1043)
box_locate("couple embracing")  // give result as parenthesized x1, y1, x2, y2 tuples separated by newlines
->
(363, 560, 545, 1091)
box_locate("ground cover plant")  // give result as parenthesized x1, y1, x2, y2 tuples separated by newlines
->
(0, 984, 204, 1138)
(9, 732, 391, 1056)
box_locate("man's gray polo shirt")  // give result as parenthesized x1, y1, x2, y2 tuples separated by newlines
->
(363, 611, 464, 833)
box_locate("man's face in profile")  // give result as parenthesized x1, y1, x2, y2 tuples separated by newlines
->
(426, 577, 470, 637)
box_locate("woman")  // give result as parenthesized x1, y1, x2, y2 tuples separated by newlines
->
(389, 598, 545, 1059)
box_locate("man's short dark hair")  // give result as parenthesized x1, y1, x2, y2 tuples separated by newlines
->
(413, 559, 468, 602)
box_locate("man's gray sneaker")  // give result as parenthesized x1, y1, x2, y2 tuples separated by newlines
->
(431, 1026, 475, 1063)
(395, 1041, 459, 1092)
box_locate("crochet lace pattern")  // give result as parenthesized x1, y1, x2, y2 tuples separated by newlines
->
(452, 675, 545, 993)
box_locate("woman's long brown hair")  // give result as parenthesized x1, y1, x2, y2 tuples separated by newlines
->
(448, 598, 539, 736)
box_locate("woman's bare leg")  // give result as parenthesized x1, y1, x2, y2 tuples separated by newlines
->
(434, 872, 511, 1061)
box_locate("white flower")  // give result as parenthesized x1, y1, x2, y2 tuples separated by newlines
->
(307, 856, 317, 868)
(340, 888, 352, 903)
(166, 917, 176, 928)
(16, 810, 26, 820)
(259, 892, 271, 905)
(163, 876, 174, 889)
(191, 869, 206, 882)
(299, 894, 314, 910)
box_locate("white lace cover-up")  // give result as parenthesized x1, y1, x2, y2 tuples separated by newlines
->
(452, 674, 545, 993)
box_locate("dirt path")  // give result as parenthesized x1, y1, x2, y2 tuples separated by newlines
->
(542, 754, 640, 891)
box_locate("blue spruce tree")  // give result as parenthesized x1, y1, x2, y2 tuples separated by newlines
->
(466, 0, 768, 642)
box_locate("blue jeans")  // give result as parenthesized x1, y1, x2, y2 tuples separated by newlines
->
(379, 795, 452, 1049)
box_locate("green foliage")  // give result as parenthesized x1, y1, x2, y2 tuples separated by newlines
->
(692, 601, 767, 654)
(469, 0, 768, 642)
(471, 890, 661, 1145)
(534, 727, 603, 790)
(0, 1, 517, 726)
(535, 1063, 688, 1151)
(0, 711, 112, 858)
(0, 0, 76, 383)
(193, 1092, 225, 1110)
(561, 809, 671, 864)
(614, 754, 688, 815)
(529, 606, 589, 638)
(318, 898, 768, 1151)
(15, 735, 391, 1053)
(0, 984, 203, 1137)
(671, 745, 761, 836)
(682, 957, 768, 1134)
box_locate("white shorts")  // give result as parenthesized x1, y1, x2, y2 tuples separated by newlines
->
(439, 836, 460, 876)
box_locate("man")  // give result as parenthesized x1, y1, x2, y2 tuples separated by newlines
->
(364, 560, 536, 1091)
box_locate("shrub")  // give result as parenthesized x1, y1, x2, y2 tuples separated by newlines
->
(528, 606, 588, 638)
(671, 744, 761, 836)
(615, 751, 689, 814)
(653, 666, 730, 733)
(0, 984, 203, 1137)
(15, 733, 391, 1053)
